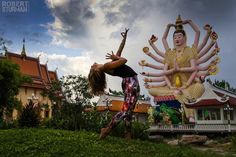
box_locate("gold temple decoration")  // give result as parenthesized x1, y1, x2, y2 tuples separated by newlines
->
(175, 75, 182, 87)
(175, 15, 183, 31)
(143, 47, 149, 53)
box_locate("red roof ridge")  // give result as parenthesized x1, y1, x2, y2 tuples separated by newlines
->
(5, 51, 58, 88)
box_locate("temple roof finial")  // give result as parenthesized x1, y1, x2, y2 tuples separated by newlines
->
(21, 38, 26, 57)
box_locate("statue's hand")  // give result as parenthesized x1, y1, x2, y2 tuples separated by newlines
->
(143, 78, 151, 83)
(149, 35, 158, 44)
(140, 72, 146, 76)
(204, 24, 212, 33)
(170, 86, 177, 90)
(167, 23, 175, 28)
(182, 20, 192, 25)
(180, 85, 187, 90)
(144, 83, 151, 89)
(211, 48, 219, 56)
(174, 59, 180, 72)
(138, 60, 148, 66)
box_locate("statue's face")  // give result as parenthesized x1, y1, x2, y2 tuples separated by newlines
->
(173, 33, 186, 47)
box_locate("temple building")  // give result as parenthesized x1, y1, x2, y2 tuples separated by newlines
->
(185, 81, 236, 125)
(0, 40, 58, 120)
(97, 94, 151, 123)
(147, 81, 236, 134)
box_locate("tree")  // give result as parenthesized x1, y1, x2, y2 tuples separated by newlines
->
(213, 79, 236, 93)
(61, 75, 93, 105)
(0, 59, 31, 119)
(108, 88, 150, 101)
(41, 80, 63, 117)
(42, 74, 94, 130)
(0, 37, 12, 56)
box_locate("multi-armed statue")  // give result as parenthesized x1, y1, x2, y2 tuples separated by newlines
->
(139, 15, 220, 105)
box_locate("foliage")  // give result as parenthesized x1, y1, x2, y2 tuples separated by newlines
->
(109, 88, 124, 96)
(0, 129, 231, 157)
(41, 74, 94, 131)
(108, 88, 150, 101)
(82, 110, 112, 132)
(41, 80, 63, 103)
(48, 101, 84, 130)
(61, 75, 93, 104)
(0, 59, 31, 119)
(211, 79, 236, 93)
(0, 37, 12, 54)
(231, 135, 236, 151)
(111, 121, 149, 140)
(41, 106, 113, 132)
(18, 100, 40, 128)
(0, 119, 19, 129)
(159, 104, 181, 124)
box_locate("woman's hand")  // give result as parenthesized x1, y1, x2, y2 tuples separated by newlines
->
(121, 28, 129, 38)
(106, 51, 119, 61)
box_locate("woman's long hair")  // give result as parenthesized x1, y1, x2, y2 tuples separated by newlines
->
(88, 68, 107, 96)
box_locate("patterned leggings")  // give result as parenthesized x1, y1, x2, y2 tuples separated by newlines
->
(107, 75, 140, 133)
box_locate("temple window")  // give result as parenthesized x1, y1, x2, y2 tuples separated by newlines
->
(197, 108, 221, 120)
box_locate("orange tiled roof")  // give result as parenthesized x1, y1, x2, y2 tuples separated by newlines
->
(40, 64, 50, 84)
(4, 51, 58, 89)
(7, 52, 41, 78)
(48, 71, 58, 81)
(97, 100, 151, 113)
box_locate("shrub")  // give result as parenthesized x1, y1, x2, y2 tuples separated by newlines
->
(111, 121, 149, 140)
(18, 100, 40, 128)
(231, 134, 236, 151)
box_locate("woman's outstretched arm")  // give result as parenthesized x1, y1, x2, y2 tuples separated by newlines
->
(116, 28, 129, 57)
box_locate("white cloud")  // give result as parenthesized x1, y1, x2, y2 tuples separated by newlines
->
(31, 51, 94, 78)
(44, 0, 95, 49)
(43, 0, 236, 94)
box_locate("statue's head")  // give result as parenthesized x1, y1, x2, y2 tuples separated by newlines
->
(173, 15, 186, 47)
(173, 30, 186, 47)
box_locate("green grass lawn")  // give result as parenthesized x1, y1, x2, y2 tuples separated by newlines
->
(0, 129, 233, 157)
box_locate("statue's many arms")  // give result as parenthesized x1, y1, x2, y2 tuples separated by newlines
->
(139, 15, 220, 117)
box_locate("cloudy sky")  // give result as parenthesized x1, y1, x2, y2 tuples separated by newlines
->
(1, 0, 236, 96)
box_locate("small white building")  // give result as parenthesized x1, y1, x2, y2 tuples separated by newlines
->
(185, 82, 236, 125)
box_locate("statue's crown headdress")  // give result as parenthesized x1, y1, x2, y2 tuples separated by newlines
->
(175, 15, 183, 31)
